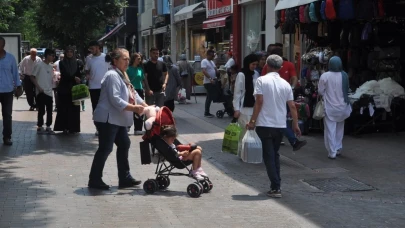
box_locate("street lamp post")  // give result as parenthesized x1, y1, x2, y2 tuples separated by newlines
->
(170, 0, 177, 62)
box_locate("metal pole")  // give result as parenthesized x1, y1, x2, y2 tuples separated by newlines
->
(170, 0, 177, 62)
(185, 0, 189, 60)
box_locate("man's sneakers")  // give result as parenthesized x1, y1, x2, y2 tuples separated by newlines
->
(3, 138, 12, 146)
(134, 130, 145, 135)
(204, 113, 214, 118)
(88, 179, 110, 190)
(292, 140, 307, 151)
(37, 127, 55, 135)
(266, 189, 282, 198)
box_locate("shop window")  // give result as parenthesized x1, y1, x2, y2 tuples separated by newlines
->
(243, 3, 263, 56)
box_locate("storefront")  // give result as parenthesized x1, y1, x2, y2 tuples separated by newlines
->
(153, 14, 170, 51)
(203, 0, 234, 66)
(274, 0, 405, 135)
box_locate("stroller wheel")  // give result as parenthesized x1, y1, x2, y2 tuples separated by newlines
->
(143, 179, 158, 194)
(207, 179, 213, 191)
(200, 180, 211, 193)
(216, 110, 224, 118)
(156, 176, 170, 189)
(187, 183, 202, 198)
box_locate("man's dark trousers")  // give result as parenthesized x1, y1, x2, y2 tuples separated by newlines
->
(255, 127, 284, 191)
(23, 76, 36, 108)
(36, 93, 53, 127)
(0, 92, 13, 140)
(204, 83, 216, 115)
(89, 89, 101, 112)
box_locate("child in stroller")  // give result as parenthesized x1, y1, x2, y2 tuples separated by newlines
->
(141, 106, 213, 197)
(160, 125, 208, 180)
(216, 65, 234, 118)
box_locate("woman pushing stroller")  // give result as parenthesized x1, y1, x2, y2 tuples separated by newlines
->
(160, 125, 208, 180)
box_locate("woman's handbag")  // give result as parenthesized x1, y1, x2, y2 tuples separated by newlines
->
(128, 84, 137, 105)
(313, 97, 325, 120)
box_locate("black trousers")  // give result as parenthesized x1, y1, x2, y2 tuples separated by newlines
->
(89, 89, 101, 113)
(89, 122, 131, 180)
(164, 99, 175, 112)
(23, 76, 36, 108)
(133, 89, 145, 131)
(0, 92, 13, 139)
(36, 93, 53, 127)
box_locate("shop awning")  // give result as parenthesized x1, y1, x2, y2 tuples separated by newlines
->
(202, 16, 230, 29)
(98, 22, 126, 41)
(174, 2, 204, 22)
(274, 0, 319, 11)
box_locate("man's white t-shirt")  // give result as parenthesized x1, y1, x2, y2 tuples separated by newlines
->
(201, 59, 217, 84)
(85, 53, 110, 89)
(254, 72, 294, 128)
(54, 60, 61, 72)
(32, 62, 54, 97)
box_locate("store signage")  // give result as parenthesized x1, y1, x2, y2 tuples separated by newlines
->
(206, 0, 233, 18)
(141, 30, 150, 37)
(153, 26, 168, 35)
(203, 20, 227, 29)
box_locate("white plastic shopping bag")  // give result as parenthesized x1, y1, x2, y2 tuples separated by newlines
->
(241, 130, 262, 164)
(177, 88, 187, 104)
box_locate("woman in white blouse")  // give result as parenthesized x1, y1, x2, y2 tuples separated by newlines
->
(233, 54, 259, 158)
(88, 48, 148, 190)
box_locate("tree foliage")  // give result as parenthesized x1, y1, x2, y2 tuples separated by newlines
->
(0, 0, 22, 32)
(36, 0, 127, 54)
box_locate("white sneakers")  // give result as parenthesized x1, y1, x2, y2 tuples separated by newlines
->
(191, 167, 208, 180)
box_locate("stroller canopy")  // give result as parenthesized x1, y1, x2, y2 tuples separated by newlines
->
(143, 106, 175, 140)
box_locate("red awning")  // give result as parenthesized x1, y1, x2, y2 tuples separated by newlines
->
(202, 16, 230, 29)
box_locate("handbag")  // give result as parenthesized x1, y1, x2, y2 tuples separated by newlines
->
(128, 84, 137, 105)
(313, 97, 325, 120)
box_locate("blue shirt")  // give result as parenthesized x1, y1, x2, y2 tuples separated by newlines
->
(93, 69, 144, 127)
(0, 52, 20, 93)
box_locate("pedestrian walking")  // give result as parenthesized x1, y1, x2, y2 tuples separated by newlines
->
(177, 54, 195, 102)
(85, 41, 110, 115)
(162, 55, 181, 112)
(318, 56, 352, 159)
(233, 54, 259, 158)
(144, 47, 168, 107)
(224, 51, 235, 71)
(54, 54, 64, 72)
(265, 47, 307, 151)
(127, 53, 147, 135)
(0, 36, 22, 146)
(246, 55, 301, 198)
(88, 48, 148, 190)
(31, 49, 56, 134)
(19, 48, 42, 111)
(202, 49, 218, 118)
(53, 46, 81, 134)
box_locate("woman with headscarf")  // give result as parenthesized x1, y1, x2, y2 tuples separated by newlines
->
(177, 54, 194, 101)
(162, 55, 181, 112)
(54, 46, 82, 134)
(232, 54, 259, 160)
(318, 56, 352, 159)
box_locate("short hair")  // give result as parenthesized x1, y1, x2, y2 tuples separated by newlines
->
(150, 47, 159, 53)
(44, 49, 55, 58)
(207, 49, 215, 56)
(160, 125, 177, 138)
(274, 43, 283, 48)
(89, 40, 102, 48)
(162, 49, 168, 55)
(0, 36, 5, 44)
(30, 48, 38, 53)
(269, 47, 283, 57)
(105, 48, 129, 66)
(266, 55, 283, 70)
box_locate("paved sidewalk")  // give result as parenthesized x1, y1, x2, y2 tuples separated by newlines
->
(0, 96, 404, 227)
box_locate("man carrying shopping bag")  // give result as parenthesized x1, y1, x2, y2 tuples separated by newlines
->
(246, 55, 301, 198)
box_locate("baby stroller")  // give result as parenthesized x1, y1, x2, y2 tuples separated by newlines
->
(140, 106, 213, 198)
(214, 79, 234, 118)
